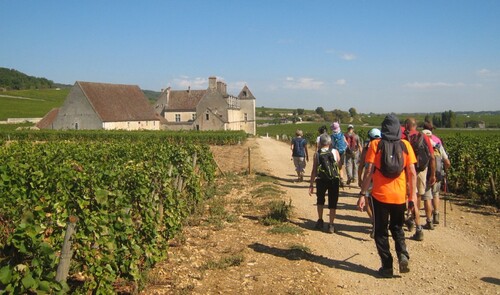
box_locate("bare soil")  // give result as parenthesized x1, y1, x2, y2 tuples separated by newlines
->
(142, 137, 500, 295)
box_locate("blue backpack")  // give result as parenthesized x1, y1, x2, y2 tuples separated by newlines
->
(331, 132, 347, 155)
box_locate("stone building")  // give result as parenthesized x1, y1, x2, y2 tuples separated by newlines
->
(154, 76, 256, 135)
(37, 81, 161, 130)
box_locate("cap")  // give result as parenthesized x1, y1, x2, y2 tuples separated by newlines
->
(422, 129, 432, 136)
(348, 124, 354, 129)
(368, 128, 381, 139)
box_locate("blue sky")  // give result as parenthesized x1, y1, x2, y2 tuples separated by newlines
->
(1, 0, 499, 113)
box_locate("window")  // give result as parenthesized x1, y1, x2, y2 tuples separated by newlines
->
(75, 122, 79, 130)
(244, 113, 248, 121)
(175, 114, 181, 122)
(205, 113, 210, 120)
(192, 114, 196, 120)
(243, 91, 247, 97)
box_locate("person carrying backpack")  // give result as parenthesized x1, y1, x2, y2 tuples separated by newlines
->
(309, 133, 341, 234)
(357, 114, 417, 278)
(344, 124, 362, 186)
(291, 129, 309, 182)
(357, 128, 381, 238)
(402, 118, 436, 240)
(330, 122, 348, 185)
(422, 128, 451, 226)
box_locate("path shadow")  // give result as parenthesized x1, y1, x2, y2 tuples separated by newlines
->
(248, 242, 380, 278)
(481, 277, 500, 286)
(291, 217, 372, 242)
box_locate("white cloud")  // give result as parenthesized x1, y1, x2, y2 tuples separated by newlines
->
(341, 53, 356, 61)
(172, 76, 207, 89)
(403, 82, 466, 89)
(477, 68, 497, 77)
(325, 49, 357, 61)
(227, 81, 247, 92)
(283, 77, 324, 90)
(335, 79, 347, 86)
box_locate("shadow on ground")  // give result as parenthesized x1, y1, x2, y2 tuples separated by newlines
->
(248, 242, 381, 278)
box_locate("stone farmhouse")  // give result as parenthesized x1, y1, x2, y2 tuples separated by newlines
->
(37, 81, 162, 130)
(154, 76, 256, 135)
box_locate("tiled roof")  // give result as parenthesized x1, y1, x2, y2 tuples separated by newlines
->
(165, 89, 206, 111)
(78, 81, 158, 122)
(36, 108, 59, 129)
(238, 85, 255, 100)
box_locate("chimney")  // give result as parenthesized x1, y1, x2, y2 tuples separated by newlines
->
(208, 76, 217, 90)
(217, 81, 223, 93)
(223, 83, 227, 95)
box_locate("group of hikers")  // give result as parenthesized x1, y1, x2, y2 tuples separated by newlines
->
(290, 115, 451, 277)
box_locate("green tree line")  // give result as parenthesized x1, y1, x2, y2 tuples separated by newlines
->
(0, 67, 54, 90)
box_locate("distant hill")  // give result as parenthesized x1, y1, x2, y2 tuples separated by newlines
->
(0, 67, 54, 90)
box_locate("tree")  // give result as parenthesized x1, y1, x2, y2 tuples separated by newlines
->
(432, 114, 442, 127)
(441, 110, 457, 128)
(297, 108, 305, 115)
(331, 109, 349, 123)
(315, 107, 325, 115)
(348, 107, 357, 117)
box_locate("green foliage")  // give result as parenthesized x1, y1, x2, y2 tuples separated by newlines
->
(0, 68, 54, 90)
(441, 134, 500, 207)
(0, 129, 247, 146)
(0, 138, 217, 292)
(268, 224, 304, 235)
(264, 199, 293, 223)
(201, 254, 244, 270)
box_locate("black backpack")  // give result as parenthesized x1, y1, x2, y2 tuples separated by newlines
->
(407, 132, 431, 172)
(376, 139, 407, 178)
(317, 148, 339, 181)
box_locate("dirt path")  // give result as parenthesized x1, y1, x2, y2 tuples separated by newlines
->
(254, 137, 499, 294)
(144, 137, 499, 294)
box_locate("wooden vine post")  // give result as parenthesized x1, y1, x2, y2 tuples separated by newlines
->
(248, 147, 252, 175)
(56, 215, 78, 283)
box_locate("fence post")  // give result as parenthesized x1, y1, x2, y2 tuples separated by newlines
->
(248, 147, 252, 175)
(56, 216, 78, 283)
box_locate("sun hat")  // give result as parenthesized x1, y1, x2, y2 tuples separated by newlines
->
(348, 124, 354, 129)
(368, 128, 381, 139)
(330, 122, 340, 133)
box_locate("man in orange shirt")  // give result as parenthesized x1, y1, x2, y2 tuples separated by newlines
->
(358, 114, 417, 278)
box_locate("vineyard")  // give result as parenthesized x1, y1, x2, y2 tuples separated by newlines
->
(258, 123, 500, 207)
(0, 131, 245, 293)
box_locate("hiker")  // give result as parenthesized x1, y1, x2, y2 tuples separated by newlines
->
(345, 124, 362, 186)
(309, 133, 341, 234)
(422, 127, 451, 226)
(402, 118, 436, 241)
(357, 128, 381, 238)
(316, 125, 328, 150)
(330, 122, 348, 185)
(358, 114, 417, 278)
(291, 129, 309, 182)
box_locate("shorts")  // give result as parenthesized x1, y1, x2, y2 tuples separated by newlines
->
(417, 168, 428, 195)
(422, 182, 441, 200)
(293, 157, 306, 172)
(315, 178, 340, 209)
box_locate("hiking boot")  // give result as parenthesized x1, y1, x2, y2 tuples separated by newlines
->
(433, 212, 440, 225)
(370, 227, 375, 239)
(411, 229, 424, 241)
(423, 220, 434, 230)
(346, 178, 351, 185)
(377, 267, 393, 278)
(328, 224, 335, 234)
(315, 219, 324, 230)
(399, 255, 410, 273)
(405, 218, 415, 232)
